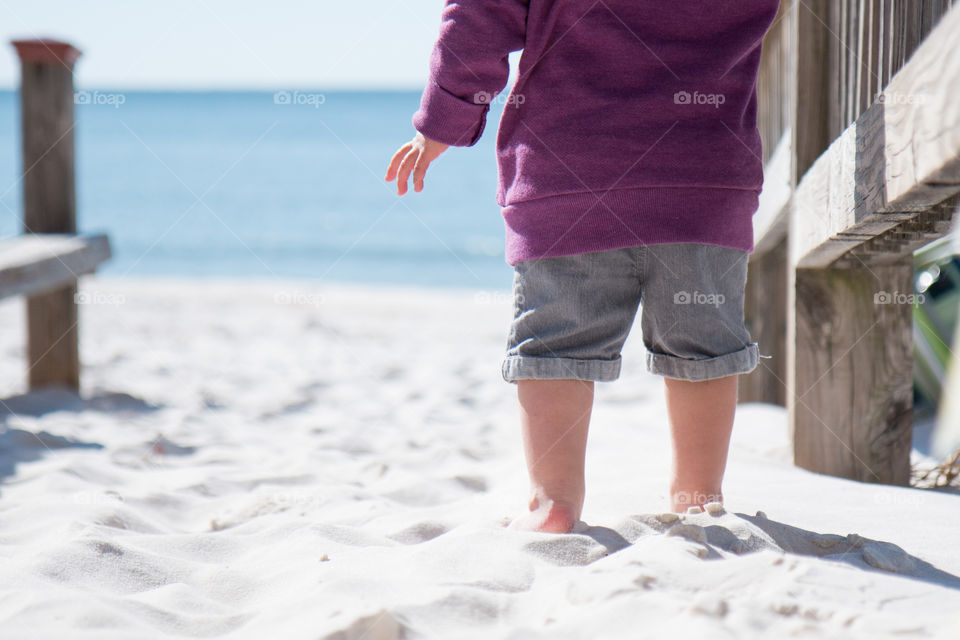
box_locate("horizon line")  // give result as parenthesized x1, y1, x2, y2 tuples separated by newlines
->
(0, 84, 427, 93)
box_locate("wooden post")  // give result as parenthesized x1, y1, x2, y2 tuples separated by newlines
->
(792, 260, 914, 484)
(739, 0, 792, 406)
(12, 39, 82, 391)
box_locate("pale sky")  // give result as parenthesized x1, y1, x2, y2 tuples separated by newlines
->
(0, 0, 451, 89)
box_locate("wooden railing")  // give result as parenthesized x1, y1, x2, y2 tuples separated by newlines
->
(740, 0, 959, 484)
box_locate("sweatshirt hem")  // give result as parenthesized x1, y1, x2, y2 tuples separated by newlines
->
(501, 186, 759, 266)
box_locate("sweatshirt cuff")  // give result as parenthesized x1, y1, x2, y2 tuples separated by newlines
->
(412, 80, 489, 147)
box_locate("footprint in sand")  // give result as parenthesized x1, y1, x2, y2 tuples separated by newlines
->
(387, 521, 450, 545)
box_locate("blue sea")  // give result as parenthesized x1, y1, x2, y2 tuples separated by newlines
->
(0, 90, 513, 289)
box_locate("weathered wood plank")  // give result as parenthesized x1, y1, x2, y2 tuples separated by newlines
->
(744, 145, 791, 404)
(741, 135, 789, 406)
(753, 131, 792, 254)
(741, 1, 793, 406)
(25, 285, 79, 391)
(756, 0, 791, 164)
(792, 0, 835, 184)
(741, 234, 788, 406)
(882, 3, 960, 210)
(0, 234, 111, 299)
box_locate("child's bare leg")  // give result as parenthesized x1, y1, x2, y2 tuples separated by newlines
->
(508, 379, 593, 533)
(664, 374, 737, 512)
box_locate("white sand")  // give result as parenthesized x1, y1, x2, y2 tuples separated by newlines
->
(0, 276, 958, 639)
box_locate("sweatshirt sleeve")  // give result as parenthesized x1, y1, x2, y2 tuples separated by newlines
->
(412, 0, 529, 147)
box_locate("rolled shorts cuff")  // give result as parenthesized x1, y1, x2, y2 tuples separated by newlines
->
(646, 342, 759, 381)
(501, 355, 622, 383)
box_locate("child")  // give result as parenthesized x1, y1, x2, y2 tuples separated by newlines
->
(385, 0, 780, 533)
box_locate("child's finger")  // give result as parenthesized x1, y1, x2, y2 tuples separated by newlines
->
(412, 155, 429, 193)
(385, 143, 413, 181)
(396, 148, 420, 195)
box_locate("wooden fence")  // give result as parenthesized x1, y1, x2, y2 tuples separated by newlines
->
(740, 0, 959, 483)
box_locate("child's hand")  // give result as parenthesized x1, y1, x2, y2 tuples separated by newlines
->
(385, 132, 449, 195)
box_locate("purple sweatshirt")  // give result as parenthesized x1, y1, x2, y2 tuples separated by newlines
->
(412, 0, 780, 265)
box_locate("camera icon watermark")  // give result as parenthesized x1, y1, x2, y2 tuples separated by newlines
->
(273, 90, 325, 109)
(74, 90, 126, 109)
(673, 90, 725, 109)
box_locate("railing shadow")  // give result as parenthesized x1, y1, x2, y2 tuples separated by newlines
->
(0, 389, 160, 485)
(736, 512, 960, 591)
(567, 510, 960, 592)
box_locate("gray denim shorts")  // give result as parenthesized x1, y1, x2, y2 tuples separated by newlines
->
(501, 243, 759, 383)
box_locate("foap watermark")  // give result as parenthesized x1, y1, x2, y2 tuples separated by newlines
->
(274, 290, 325, 307)
(474, 90, 525, 108)
(273, 90, 326, 109)
(674, 90, 725, 109)
(674, 290, 725, 307)
(70, 490, 124, 506)
(673, 490, 722, 506)
(872, 490, 924, 508)
(474, 290, 521, 305)
(74, 291, 125, 306)
(875, 91, 927, 106)
(74, 90, 126, 108)
(874, 290, 924, 305)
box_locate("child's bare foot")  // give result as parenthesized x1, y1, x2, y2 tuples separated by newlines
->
(507, 380, 592, 534)
(664, 375, 737, 515)
(507, 494, 579, 533)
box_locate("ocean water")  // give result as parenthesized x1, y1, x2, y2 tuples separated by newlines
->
(0, 90, 513, 289)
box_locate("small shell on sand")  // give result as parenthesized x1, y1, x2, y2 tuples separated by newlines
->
(861, 541, 916, 573)
(704, 502, 725, 516)
(686, 505, 704, 515)
(656, 512, 681, 524)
